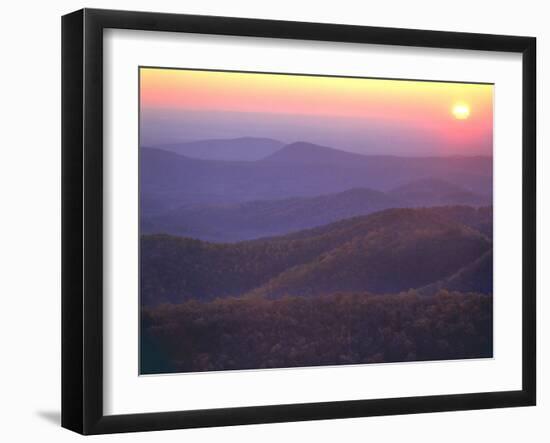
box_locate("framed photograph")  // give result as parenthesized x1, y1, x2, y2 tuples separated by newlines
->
(62, 8, 536, 435)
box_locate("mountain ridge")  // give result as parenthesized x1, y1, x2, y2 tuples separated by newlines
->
(154, 137, 284, 161)
(142, 183, 490, 242)
(141, 206, 492, 306)
(140, 141, 493, 217)
(141, 187, 405, 241)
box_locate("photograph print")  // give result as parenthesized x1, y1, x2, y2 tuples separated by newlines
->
(139, 67, 494, 375)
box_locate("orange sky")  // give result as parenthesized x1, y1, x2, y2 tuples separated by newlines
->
(140, 67, 493, 156)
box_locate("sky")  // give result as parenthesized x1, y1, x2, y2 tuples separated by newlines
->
(140, 67, 494, 157)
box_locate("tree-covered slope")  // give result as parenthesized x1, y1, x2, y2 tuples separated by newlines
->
(141, 206, 492, 306)
(142, 290, 493, 373)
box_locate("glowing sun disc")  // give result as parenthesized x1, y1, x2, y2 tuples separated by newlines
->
(452, 103, 470, 120)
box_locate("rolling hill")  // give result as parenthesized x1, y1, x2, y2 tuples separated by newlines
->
(389, 178, 491, 207)
(419, 249, 493, 295)
(154, 137, 284, 161)
(140, 142, 493, 215)
(141, 187, 405, 242)
(263, 141, 369, 165)
(141, 206, 492, 306)
(141, 180, 491, 241)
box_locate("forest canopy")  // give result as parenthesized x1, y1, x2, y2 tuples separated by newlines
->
(141, 290, 493, 374)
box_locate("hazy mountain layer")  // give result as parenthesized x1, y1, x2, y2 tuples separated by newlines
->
(141, 188, 403, 241)
(142, 181, 491, 242)
(153, 137, 284, 161)
(140, 142, 492, 215)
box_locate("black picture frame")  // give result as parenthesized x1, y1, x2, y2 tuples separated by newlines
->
(62, 8, 536, 435)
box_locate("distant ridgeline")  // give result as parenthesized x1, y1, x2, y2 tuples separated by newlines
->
(140, 141, 492, 221)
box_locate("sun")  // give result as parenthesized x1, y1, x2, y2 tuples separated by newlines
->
(452, 103, 470, 120)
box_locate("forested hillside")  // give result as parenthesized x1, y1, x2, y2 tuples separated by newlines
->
(142, 290, 493, 373)
(141, 206, 492, 306)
